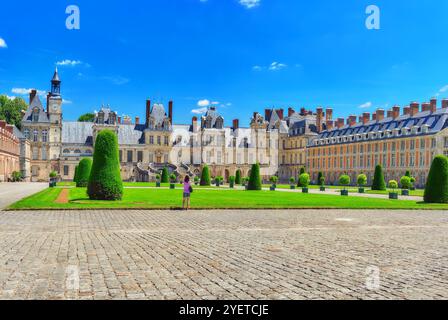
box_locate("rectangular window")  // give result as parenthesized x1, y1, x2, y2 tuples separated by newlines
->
(149, 153, 154, 163)
(64, 165, 69, 176)
(164, 154, 168, 163)
(42, 148, 47, 160)
(137, 151, 143, 162)
(217, 151, 222, 164)
(164, 136, 169, 146)
(149, 136, 154, 144)
(119, 150, 123, 162)
(157, 136, 161, 145)
(127, 151, 133, 163)
(410, 140, 415, 150)
(32, 147, 38, 160)
(42, 130, 48, 143)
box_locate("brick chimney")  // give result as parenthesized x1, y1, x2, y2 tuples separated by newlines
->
(135, 117, 140, 125)
(288, 107, 295, 117)
(430, 98, 437, 112)
(326, 108, 333, 121)
(29, 89, 37, 104)
(387, 110, 393, 118)
(336, 117, 345, 129)
(372, 113, 377, 121)
(146, 100, 151, 124)
(276, 109, 284, 120)
(403, 106, 411, 116)
(118, 116, 122, 124)
(362, 112, 370, 125)
(347, 115, 357, 126)
(192, 116, 199, 132)
(233, 119, 239, 130)
(410, 102, 420, 116)
(421, 103, 431, 112)
(392, 106, 400, 119)
(316, 107, 323, 132)
(265, 109, 271, 121)
(168, 100, 173, 123)
(376, 109, 385, 121)
(442, 99, 448, 109)
(326, 120, 334, 131)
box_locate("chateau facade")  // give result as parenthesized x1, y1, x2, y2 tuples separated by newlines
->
(0, 120, 23, 182)
(13, 70, 448, 187)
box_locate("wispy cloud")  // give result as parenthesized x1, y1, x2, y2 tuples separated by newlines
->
(435, 85, 448, 97)
(101, 76, 130, 85)
(358, 102, 372, 109)
(253, 62, 288, 71)
(56, 59, 83, 66)
(0, 38, 7, 48)
(63, 99, 73, 104)
(239, 0, 261, 9)
(197, 99, 211, 107)
(12, 88, 46, 96)
(191, 107, 208, 114)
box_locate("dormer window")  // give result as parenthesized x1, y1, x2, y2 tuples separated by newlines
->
(32, 108, 39, 122)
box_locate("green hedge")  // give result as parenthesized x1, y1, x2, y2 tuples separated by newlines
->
(235, 169, 242, 185)
(372, 164, 386, 191)
(200, 165, 211, 186)
(87, 130, 123, 200)
(73, 165, 79, 183)
(76, 158, 92, 187)
(247, 163, 262, 190)
(161, 167, 169, 183)
(424, 155, 448, 203)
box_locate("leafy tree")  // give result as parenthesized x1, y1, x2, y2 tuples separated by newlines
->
(297, 167, 306, 187)
(0, 95, 27, 130)
(87, 130, 123, 200)
(400, 176, 412, 190)
(11, 171, 22, 182)
(357, 174, 367, 187)
(270, 176, 278, 185)
(289, 177, 296, 185)
(424, 155, 448, 203)
(76, 158, 93, 187)
(372, 164, 386, 191)
(235, 169, 242, 185)
(200, 165, 211, 186)
(161, 167, 169, 183)
(247, 163, 262, 190)
(299, 173, 310, 188)
(155, 174, 161, 181)
(194, 176, 200, 185)
(319, 176, 326, 187)
(388, 180, 398, 192)
(49, 171, 58, 178)
(78, 113, 95, 122)
(339, 175, 351, 191)
(170, 174, 177, 183)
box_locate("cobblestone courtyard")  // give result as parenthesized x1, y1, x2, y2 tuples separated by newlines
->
(0, 209, 447, 300)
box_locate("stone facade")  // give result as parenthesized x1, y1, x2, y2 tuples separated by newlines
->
(0, 120, 21, 182)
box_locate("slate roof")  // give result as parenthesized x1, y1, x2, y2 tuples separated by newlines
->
(62, 122, 93, 144)
(22, 95, 50, 123)
(150, 103, 168, 127)
(202, 107, 223, 128)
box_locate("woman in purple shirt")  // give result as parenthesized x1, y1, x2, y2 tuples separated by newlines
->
(182, 175, 192, 210)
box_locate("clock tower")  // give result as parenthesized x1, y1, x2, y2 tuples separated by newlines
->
(47, 68, 63, 162)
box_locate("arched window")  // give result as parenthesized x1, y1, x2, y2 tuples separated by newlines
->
(74, 149, 82, 154)
(85, 149, 92, 154)
(63, 149, 70, 154)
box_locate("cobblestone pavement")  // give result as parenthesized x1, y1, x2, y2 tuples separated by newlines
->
(0, 183, 47, 209)
(0, 209, 447, 300)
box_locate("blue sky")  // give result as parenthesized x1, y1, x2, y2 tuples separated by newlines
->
(1, 0, 448, 126)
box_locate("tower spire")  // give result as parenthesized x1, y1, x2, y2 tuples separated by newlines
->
(50, 68, 61, 96)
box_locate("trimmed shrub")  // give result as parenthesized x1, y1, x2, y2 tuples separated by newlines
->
(11, 171, 22, 182)
(319, 176, 325, 186)
(200, 165, 211, 186)
(247, 163, 262, 190)
(289, 177, 296, 184)
(270, 176, 279, 185)
(357, 174, 367, 187)
(388, 180, 398, 191)
(297, 167, 306, 187)
(405, 170, 411, 177)
(76, 158, 92, 187)
(372, 165, 386, 191)
(400, 176, 411, 190)
(170, 174, 177, 183)
(161, 167, 169, 183)
(73, 165, 79, 183)
(317, 172, 323, 185)
(424, 155, 448, 203)
(339, 175, 351, 190)
(229, 176, 235, 188)
(87, 130, 123, 200)
(194, 176, 200, 185)
(299, 173, 310, 188)
(49, 171, 58, 178)
(155, 174, 161, 181)
(235, 169, 242, 185)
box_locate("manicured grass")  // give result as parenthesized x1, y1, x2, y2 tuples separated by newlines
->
(7, 187, 448, 210)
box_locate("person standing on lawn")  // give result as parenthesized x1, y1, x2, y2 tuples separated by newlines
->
(183, 175, 192, 210)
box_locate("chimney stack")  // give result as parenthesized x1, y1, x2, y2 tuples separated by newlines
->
(403, 106, 411, 116)
(392, 106, 400, 119)
(421, 103, 431, 112)
(362, 112, 370, 125)
(29, 89, 37, 104)
(372, 113, 377, 121)
(326, 120, 334, 131)
(276, 109, 284, 120)
(135, 117, 140, 125)
(118, 116, 122, 124)
(146, 100, 151, 124)
(233, 119, 239, 130)
(348, 115, 357, 126)
(410, 102, 420, 116)
(265, 109, 271, 121)
(288, 107, 295, 117)
(442, 99, 448, 109)
(192, 116, 198, 133)
(316, 107, 324, 132)
(168, 100, 173, 123)
(430, 98, 437, 112)
(336, 117, 345, 129)
(376, 109, 385, 121)
(387, 110, 393, 118)
(326, 108, 333, 121)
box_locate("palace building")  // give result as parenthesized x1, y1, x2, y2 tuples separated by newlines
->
(13, 69, 448, 186)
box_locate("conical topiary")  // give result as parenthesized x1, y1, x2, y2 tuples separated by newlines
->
(297, 167, 306, 187)
(424, 155, 448, 203)
(200, 165, 211, 186)
(73, 165, 79, 183)
(161, 166, 169, 183)
(76, 158, 92, 187)
(235, 169, 242, 185)
(247, 163, 262, 191)
(371, 164, 386, 191)
(87, 130, 123, 200)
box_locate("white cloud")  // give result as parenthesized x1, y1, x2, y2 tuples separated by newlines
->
(0, 38, 7, 48)
(197, 99, 210, 107)
(101, 76, 130, 85)
(63, 99, 73, 104)
(239, 0, 260, 9)
(358, 102, 372, 109)
(252, 65, 263, 71)
(191, 107, 208, 114)
(269, 62, 287, 71)
(56, 59, 82, 66)
(211, 101, 220, 105)
(12, 88, 46, 96)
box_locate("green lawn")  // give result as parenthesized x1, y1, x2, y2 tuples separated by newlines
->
(7, 186, 447, 210)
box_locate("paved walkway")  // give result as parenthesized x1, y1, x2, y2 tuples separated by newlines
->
(0, 209, 447, 300)
(0, 183, 48, 209)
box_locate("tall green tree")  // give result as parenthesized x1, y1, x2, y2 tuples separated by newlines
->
(73, 165, 79, 183)
(424, 155, 448, 203)
(235, 169, 242, 185)
(247, 163, 262, 190)
(161, 167, 169, 183)
(371, 164, 386, 191)
(76, 158, 93, 187)
(78, 113, 95, 122)
(200, 165, 211, 186)
(0, 95, 27, 129)
(87, 130, 123, 200)
(297, 167, 306, 187)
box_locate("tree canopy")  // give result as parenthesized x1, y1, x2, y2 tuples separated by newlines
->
(0, 95, 27, 129)
(78, 113, 95, 122)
